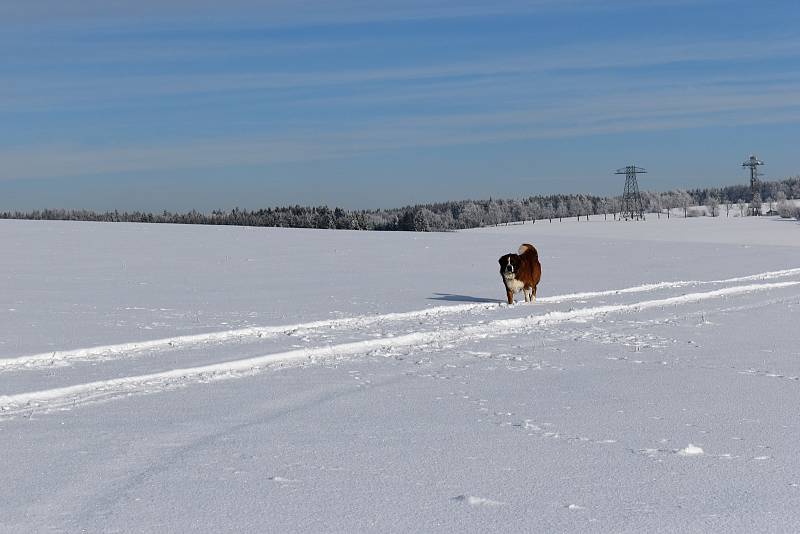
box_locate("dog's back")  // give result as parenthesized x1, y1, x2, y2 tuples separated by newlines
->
(517, 244, 542, 287)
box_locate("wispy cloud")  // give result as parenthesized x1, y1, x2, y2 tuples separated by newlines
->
(4, 79, 800, 182)
(4, 28, 800, 179)
(1, 0, 701, 29)
(5, 34, 800, 112)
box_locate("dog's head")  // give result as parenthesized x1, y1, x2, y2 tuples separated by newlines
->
(499, 253, 521, 280)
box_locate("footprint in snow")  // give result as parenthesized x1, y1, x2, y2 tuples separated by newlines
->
(268, 476, 297, 483)
(452, 495, 505, 507)
(676, 444, 704, 456)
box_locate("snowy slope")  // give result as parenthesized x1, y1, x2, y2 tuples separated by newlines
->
(2, 216, 800, 533)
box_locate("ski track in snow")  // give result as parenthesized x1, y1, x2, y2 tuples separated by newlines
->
(1, 278, 798, 418)
(3, 266, 800, 372)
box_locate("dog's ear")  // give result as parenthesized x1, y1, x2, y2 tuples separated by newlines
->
(498, 255, 506, 266)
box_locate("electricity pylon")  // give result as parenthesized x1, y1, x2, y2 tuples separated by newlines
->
(614, 165, 647, 220)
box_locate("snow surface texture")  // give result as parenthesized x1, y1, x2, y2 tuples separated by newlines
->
(2, 216, 800, 533)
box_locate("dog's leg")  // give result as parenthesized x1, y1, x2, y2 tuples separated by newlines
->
(524, 287, 531, 302)
(532, 285, 537, 302)
(506, 289, 514, 305)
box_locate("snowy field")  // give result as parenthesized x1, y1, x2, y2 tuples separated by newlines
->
(2, 216, 800, 533)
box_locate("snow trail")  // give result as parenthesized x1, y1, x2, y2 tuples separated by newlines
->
(2, 280, 796, 417)
(3, 267, 799, 372)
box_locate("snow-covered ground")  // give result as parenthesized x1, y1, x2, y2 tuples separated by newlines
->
(2, 216, 800, 533)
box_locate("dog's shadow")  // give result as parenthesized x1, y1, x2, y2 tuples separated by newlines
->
(428, 293, 503, 304)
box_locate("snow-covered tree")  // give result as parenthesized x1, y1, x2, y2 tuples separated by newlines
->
(706, 196, 720, 217)
(776, 192, 793, 218)
(751, 192, 763, 216)
(555, 202, 567, 222)
(737, 199, 746, 217)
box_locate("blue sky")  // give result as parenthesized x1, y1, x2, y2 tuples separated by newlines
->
(2, 0, 799, 211)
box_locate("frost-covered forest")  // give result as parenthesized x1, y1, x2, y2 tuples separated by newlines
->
(3, 176, 799, 231)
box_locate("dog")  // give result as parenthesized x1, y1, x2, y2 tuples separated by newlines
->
(499, 244, 541, 304)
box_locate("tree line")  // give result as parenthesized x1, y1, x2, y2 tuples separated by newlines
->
(2, 176, 798, 232)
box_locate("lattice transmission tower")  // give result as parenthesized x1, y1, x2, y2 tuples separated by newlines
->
(614, 165, 647, 220)
(741, 154, 764, 216)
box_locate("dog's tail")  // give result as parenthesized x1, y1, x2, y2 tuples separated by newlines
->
(518, 243, 538, 258)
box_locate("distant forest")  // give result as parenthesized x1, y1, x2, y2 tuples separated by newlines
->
(3, 176, 799, 232)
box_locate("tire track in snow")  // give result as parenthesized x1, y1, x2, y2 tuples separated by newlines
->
(3, 267, 800, 372)
(2, 281, 797, 418)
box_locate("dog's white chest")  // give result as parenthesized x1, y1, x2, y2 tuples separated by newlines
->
(505, 277, 525, 292)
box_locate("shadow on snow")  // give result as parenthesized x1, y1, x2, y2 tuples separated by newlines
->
(427, 293, 503, 304)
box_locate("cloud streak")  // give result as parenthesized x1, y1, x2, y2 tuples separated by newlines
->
(3, 82, 800, 183)
(1, 0, 700, 28)
(4, 34, 800, 112)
